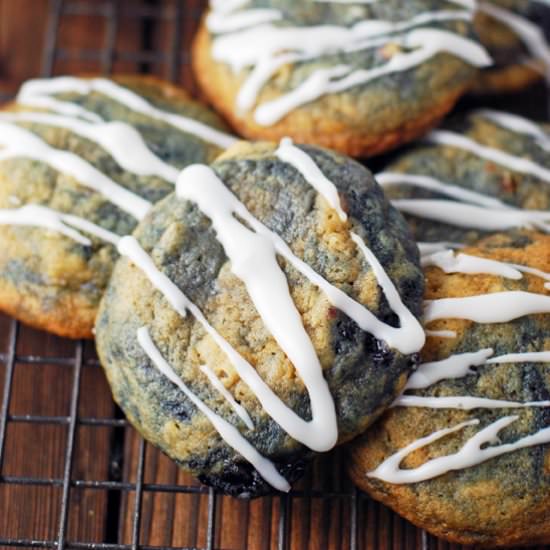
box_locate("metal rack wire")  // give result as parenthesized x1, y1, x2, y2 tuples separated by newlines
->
(0, 1, 549, 549)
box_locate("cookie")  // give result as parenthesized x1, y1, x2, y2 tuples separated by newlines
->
(0, 75, 235, 338)
(95, 139, 425, 497)
(377, 108, 550, 248)
(192, 0, 491, 157)
(472, 0, 550, 94)
(348, 230, 550, 547)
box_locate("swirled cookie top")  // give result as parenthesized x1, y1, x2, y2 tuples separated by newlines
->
(205, 0, 490, 125)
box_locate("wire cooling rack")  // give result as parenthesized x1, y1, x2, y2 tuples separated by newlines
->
(0, 1, 549, 549)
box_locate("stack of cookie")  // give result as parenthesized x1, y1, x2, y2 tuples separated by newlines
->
(1, 1, 550, 545)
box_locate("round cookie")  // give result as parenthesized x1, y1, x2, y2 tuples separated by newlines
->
(192, 0, 491, 158)
(348, 230, 550, 547)
(0, 75, 235, 339)
(95, 140, 426, 497)
(377, 108, 550, 247)
(472, 0, 550, 94)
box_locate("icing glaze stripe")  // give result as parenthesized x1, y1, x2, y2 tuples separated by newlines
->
(0, 121, 151, 220)
(0, 112, 180, 183)
(137, 327, 289, 492)
(200, 364, 255, 430)
(211, 11, 476, 72)
(209, 0, 488, 125)
(406, 349, 550, 390)
(210, 0, 249, 13)
(476, 109, 550, 153)
(422, 250, 523, 278)
(422, 249, 550, 289)
(425, 329, 457, 338)
(393, 395, 550, 409)
(118, 235, 336, 452)
(0, 204, 122, 246)
(254, 29, 490, 126)
(376, 172, 509, 209)
(176, 165, 338, 452)
(424, 291, 550, 324)
(368, 416, 550, 484)
(426, 130, 550, 184)
(391, 199, 550, 233)
(488, 351, 550, 364)
(18, 77, 237, 150)
(405, 349, 494, 390)
(207, 8, 282, 34)
(176, 165, 425, 355)
(119, 159, 424, 452)
(275, 138, 348, 222)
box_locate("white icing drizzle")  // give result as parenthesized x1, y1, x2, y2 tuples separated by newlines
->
(424, 291, 550, 324)
(200, 364, 255, 430)
(253, 29, 490, 126)
(314, 0, 475, 5)
(478, 2, 550, 84)
(376, 172, 509, 209)
(314, 0, 377, 4)
(407, 349, 550, 390)
(405, 349, 494, 390)
(236, 53, 304, 114)
(275, 138, 347, 222)
(425, 329, 457, 338)
(176, 164, 425, 355)
(16, 94, 103, 123)
(115, 145, 424, 486)
(417, 242, 465, 255)
(368, 232, 550, 483)
(476, 109, 550, 153)
(426, 130, 550, 184)
(0, 204, 120, 246)
(0, 121, 151, 220)
(211, 11, 475, 73)
(136, 327, 289, 492)
(368, 416, 550, 484)
(119, 234, 339, 452)
(393, 395, 550, 409)
(117, 236, 190, 318)
(349, 231, 426, 351)
(423, 249, 550, 290)
(18, 77, 237, 149)
(487, 351, 550, 364)
(207, 9, 282, 34)
(209, 0, 249, 13)
(209, 2, 489, 125)
(0, 112, 179, 183)
(422, 250, 522, 277)
(118, 155, 424, 456)
(177, 165, 339, 452)
(391, 199, 550, 233)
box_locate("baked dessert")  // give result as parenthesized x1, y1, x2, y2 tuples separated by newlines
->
(0, 75, 235, 338)
(348, 230, 550, 547)
(377, 108, 550, 248)
(192, 0, 491, 157)
(95, 139, 426, 497)
(473, 0, 550, 94)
